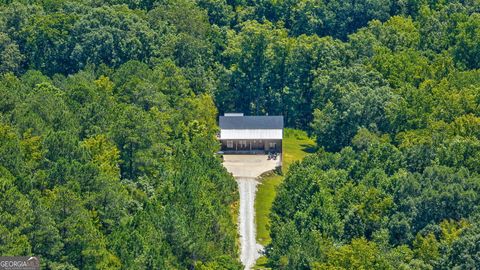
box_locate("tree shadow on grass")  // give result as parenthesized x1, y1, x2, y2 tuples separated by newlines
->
(300, 143, 316, 153)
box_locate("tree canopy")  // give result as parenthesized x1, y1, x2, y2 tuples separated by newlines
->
(0, 0, 479, 269)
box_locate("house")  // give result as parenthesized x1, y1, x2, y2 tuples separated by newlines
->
(219, 113, 283, 153)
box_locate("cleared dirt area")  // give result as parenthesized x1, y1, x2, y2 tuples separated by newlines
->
(223, 155, 281, 269)
(223, 155, 281, 178)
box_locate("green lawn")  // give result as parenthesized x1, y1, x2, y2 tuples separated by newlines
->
(255, 129, 315, 247)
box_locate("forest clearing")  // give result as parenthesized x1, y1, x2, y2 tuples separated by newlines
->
(1, 0, 479, 269)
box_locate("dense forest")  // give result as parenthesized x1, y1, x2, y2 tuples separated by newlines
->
(0, 0, 479, 269)
(0, 1, 242, 269)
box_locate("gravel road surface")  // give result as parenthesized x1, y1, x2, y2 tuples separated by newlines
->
(223, 155, 280, 269)
(238, 177, 262, 269)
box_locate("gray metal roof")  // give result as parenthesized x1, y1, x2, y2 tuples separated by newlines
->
(219, 115, 284, 129)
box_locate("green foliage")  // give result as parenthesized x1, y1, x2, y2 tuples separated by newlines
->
(0, 32, 24, 74)
(250, 11, 480, 268)
(1, 0, 480, 268)
(220, 22, 347, 128)
(453, 13, 480, 69)
(283, 128, 308, 140)
(438, 218, 480, 269)
(0, 166, 32, 256)
(311, 64, 393, 151)
(240, 0, 393, 39)
(0, 57, 240, 268)
(269, 136, 480, 268)
(69, 6, 157, 71)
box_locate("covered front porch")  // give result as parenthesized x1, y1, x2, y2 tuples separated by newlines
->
(220, 139, 282, 153)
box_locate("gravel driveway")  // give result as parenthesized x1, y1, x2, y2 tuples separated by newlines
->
(223, 155, 281, 269)
(237, 177, 262, 269)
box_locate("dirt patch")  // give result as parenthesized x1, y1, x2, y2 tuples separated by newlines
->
(223, 155, 281, 178)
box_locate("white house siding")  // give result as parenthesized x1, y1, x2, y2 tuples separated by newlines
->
(220, 129, 283, 140)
